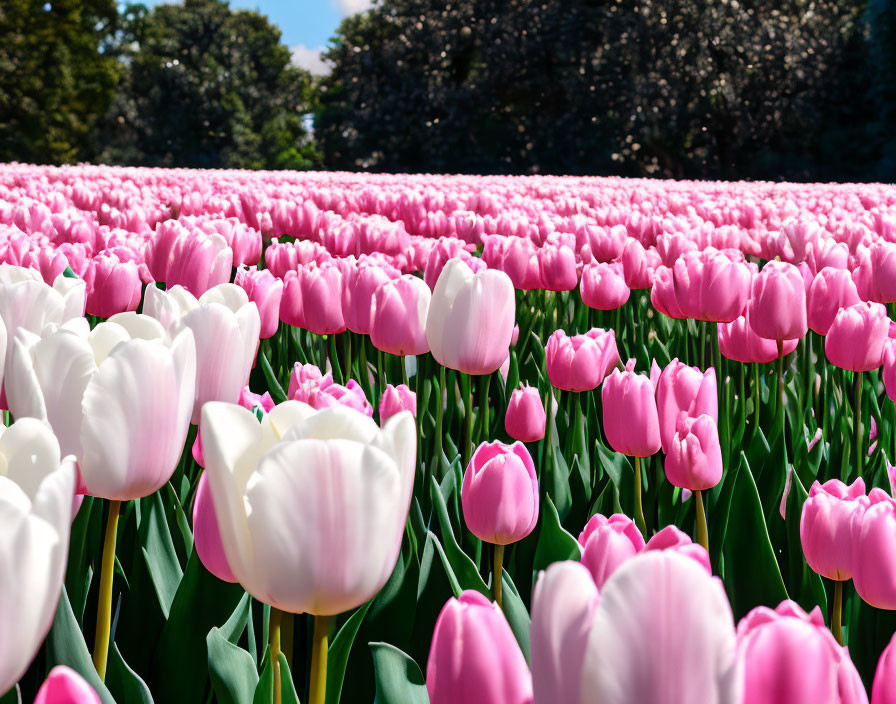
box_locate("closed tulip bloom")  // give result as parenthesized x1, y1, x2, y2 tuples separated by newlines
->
(234, 266, 283, 339)
(0, 419, 76, 694)
(426, 258, 516, 375)
(808, 267, 861, 335)
(7, 314, 196, 500)
(656, 360, 717, 453)
(578, 513, 645, 588)
(826, 302, 890, 372)
(581, 551, 741, 704)
(193, 471, 236, 583)
(34, 666, 101, 704)
(644, 525, 711, 574)
(718, 308, 798, 364)
(852, 488, 896, 609)
(737, 601, 867, 704)
(602, 367, 661, 457)
(202, 402, 415, 614)
(530, 561, 600, 704)
(426, 591, 533, 704)
(651, 266, 687, 319)
(872, 633, 896, 704)
(622, 239, 654, 289)
(800, 478, 866, 582)
(461, 441, 539, 545)
(370, 275, 431, 356)
(379, 383, 416, 422)
(581, 262, 630, 311)
(664, 414, 723, 491)
(83, 252, 142, 318)
(505, 386, 546, 442)
(288, 363, 373, 417)
(540, 243, 579, 291)
(884, 340, 896, 402)
(749, 261, 808, 342)
(301, 263, 346, 336)
(145, 284, 260, 424)
(165, 231, 233, 297)
(545, 328, 620, 392)
(342, 262, 396, 334)
(671, 250, 752, 323)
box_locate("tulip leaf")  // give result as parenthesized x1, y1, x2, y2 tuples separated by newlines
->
(425, 531, 461, 598)
(429, 481, 489, 595)
(259, 349, 288, 403)
(46, 586, 116, 704)
(781, 469, 827, 615)
(500, 571, 531, 663)
(369, 643, 430, 704)
(252, 650, 300, 704)
(107, 642, 154, 704)
(221, 592, 252, 644)
(533, 495, 581, 573)
(325, 601, 372, 704)
(140, 492, 184, 619)
(208, 628, 259, 704)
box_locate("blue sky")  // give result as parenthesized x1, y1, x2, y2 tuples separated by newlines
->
(140, 0, 370, 73)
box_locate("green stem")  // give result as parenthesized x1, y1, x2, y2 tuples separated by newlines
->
(695, 489, 709, 552)
(493, 543, 505, 609)
(343, 332, 352, 382)
(93, 499, 122, 681)
(833, 579, 843, 645)
(402, 355, 410, 389)
(434, 363, 445, 465)
(633, 455, 647, 537)
(478, 373, 491, 445)
(753, 362, 760, 432)
(463, 374, 474, 467)
(329, 334, 343, 385)
(776, 339, 785, 414)
(359, 337, 371, 400)
(270, 608, 282, 704)
(855, 370, 864, 476)
(309, 614, 332, 704)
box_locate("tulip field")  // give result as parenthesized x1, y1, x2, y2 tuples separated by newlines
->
(5, 163, 896, 703)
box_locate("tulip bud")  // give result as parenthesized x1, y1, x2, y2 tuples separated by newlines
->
(852, 488, 896, 609)
(505, 386, 546, 442)
(643, 525, 711, 573)
(235, 266, 283, 339)
(872, 633, 896, 704)
(656, 359, 717, 453)
(545, 328, 619, 393)
(800, 478, 865, 581)
(580, 262, 630, 311)
(193, 471, 237, 583)
(749, 261, 808, 342)
(884, 340, 896, 402)
(84, 252, 142, 318)
(664, 414, 723, 491)
(718, 307, 798, 364)
(807, 267, 861, 335)
(34, 666, 101, 704)
(370, 275, 431, 356)
(825, 301, 890, 372)
(379, 383, 416, 423)
(578, 513, 645, 588)
(602, 367, 661, 457)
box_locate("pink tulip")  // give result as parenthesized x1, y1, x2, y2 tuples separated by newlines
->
(622, 239, 654, 289)
(643, 525, 711, 574)
(342, 261, 396, 334)
(287, 363, 373, 417)
(852, 488, 896, 609)
(165, 231, 233, 297)
(83, 252, 142, 318)
(545, 328, 619, 393)
(655, 360, 717, 453)
(505, 386, 546, 442)
(872, 633, 896, 704)
(651, 266, 687, 319)
(426, 591, 533, 704)
(193, 471, 237, 583)
(540, 243, 579, 291)
(370, 275, 431, 356)
(300, 264, 346, 336)
(800, 478, 865, 581)
(718, 307, 799, 364)
(826, 301, 890, 372)
(482, 236, 541, 290)
(664, 414, 723, 491)
(884, 340, 896, 402)
(671, 249, 752, 323)
(749, 261, 808, 342)
(656, 232, 698, 267)
(868, 241, 896, 303)
(808, 267, 862, 335)
(578, 513, 645, 588)
(601, 367, 661, 457)
(379, 383, 416, 422)
(192, 386, 274, 467)
(34, 666, 101, 704)
(234, 266, 283, 339)
(580, 262, 630, 310)
(461, 441, 539, 545)
(737, 601, 867, 704)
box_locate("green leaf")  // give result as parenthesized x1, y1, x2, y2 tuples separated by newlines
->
(370, 643, 429, 704)
(208, 628, 259, 704)
(221, 593, 252, 644)
(430, 481, 489, 595)
(533, 495, 581, 573)
(500, 571, 531, 663)
(252, 651, 300, 704)
(140, 491, 184, 619)
(326, 602, 372, 704)
(259, 350, 288, 403)
(107, 643, 154, 704)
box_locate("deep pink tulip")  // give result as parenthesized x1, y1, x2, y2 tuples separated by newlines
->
(580, 262, 630, 310)
(651, 266, 687, 319)
(34, 666, 101, 704)
(84, 252, 142, 318)
(643, 525, 711, 574)
(872, 633, 896, 704)
(379, 383, 416, 422)
(718, 307, 799, 363)
(193, 471, 237, 583)
(545, 328, 619, 393)
(279, 269, 305, 328)
(800, 478, 865, 581)
(622, 239, 654, 289)
(664, 414, 723, 491)
(577, 513, 645, 588)
(461, 441, 539, 545)
(884, 340, 896, 402)
(370, 275, 431, 356)
(655, 360, 717, 453)
(505, 386, 546, 442)
(826, 302, 890, 372)
(601, 367, 661, 457)
(482, 235, 541, 290)
(868, 241, 896, 304)
(426, 591, 533, 704)
(540, 243, 579, 291)
(234, 266, 283, 339)
(671, 249, 752, 323)
(737, 601, 867, 704)
(852, 488, 896, 609)
(808, 267, 862, 335)
(300, 264, 346, 336)
(749, 261, 808, 342)
(656, 232, 698, 267)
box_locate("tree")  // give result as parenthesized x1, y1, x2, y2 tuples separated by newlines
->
(0, 0, 119, 164)
(92, 0, 319, 170)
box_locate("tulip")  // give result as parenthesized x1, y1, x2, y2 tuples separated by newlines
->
(426, 591, 533, 704)
(578, 513, 645, 587)
(34, 666, 101, 704)
(504, 385, 546, 442)
(826, 301, 890, 372)
(737, 601, 867, 704)
(530, 561, 600, 704)
(342, 261, 395, 334)
(580, 262, 630, 311)
(602, 367, 661, 457)
(144, 284, 260, 424)
(193, 471, 237, 583)
(425, 257, 515, 375)
(807, 267, 861, 335)
(872, 633, 896, 704)
(644, 525, 711, 573)
(0, 419, 76, 694)
(83, 252, 142, 318)
(580, 551, 741, 704)
(671, 249, 752, 323)
(288, 363, 373, 417)
(749, 261, 808, 344)
(718, 307, 798, 364)
(370, 274, 431, 356)
(622, 239, 655, 289)
(301, 263, 347, 336)
(540, 243, 579, 291)
(545, 328, 619, 393)
(235, 265, 284, 339)
(656, 359, 718, 453)
(379, 383, 416, 422)
(852, 488, 896, 610)
(164, 231, 234, 297)
(884, 340, 896, 402)
(462, 440, 539, 605)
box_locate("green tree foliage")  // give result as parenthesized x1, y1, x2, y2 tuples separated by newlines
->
(0, 0, 119, 164)
(317, 0, 888, 181)
(91, 0, 319, 170)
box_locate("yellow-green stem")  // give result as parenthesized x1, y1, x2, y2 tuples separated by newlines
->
(281, 612, 294, 673)
(270, 608, 282, 704)
(93, 499, 121, 681)
(833, 580, 844, 645)
(695, 490, 709, 552)
(309, 614, 332, 704)
(633, 456, 647, 536)
(493, 544, 505, 609)
(854, 371, 863, 476)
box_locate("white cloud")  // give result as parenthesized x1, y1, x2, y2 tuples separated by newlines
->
(334, 0, 372, 15)
(291, 45, 331, 76)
